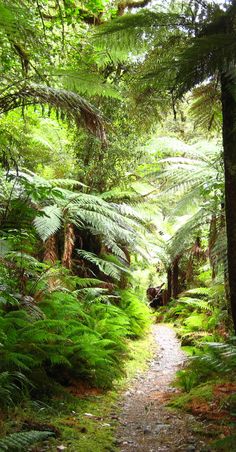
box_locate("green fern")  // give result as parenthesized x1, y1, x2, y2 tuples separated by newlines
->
(0, 430, 54, 451)
(33, 205, 63, 242)
(77, 250, 127, 281)
(179, 297, 211, 311)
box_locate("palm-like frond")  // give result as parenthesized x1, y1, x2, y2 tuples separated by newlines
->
(169, 207, 209, 260)
(189, 81, 222, 132)
(54, 68, 121, 99)
(175, 33, 236, 97)
(77, 250, 130, 281)
(0, 84, 106, 141)
(95, 10, 188, 56)
(33, 205, 63, 242)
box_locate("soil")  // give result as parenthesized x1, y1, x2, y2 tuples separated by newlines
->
(115, 324, 211, 452)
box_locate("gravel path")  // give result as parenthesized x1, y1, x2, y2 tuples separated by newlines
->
(115, 324, 209, 452)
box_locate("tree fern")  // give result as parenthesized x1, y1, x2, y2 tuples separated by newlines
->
(95, 10, 186, 57)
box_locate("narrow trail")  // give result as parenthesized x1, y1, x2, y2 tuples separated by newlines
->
(115, 324, 209, 452)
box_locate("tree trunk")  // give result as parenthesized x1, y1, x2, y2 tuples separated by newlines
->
(208, 214, 217, 279)
(43, 235, 58, 264)
(62, 223, 75, 270)
(43, 235, 59, 290)
(167, 266, 172, 302)
(172, 257, 179, 299)
(221, 72, 236, 332)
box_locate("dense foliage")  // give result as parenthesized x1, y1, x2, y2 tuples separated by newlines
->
(0, 0, 236, 449)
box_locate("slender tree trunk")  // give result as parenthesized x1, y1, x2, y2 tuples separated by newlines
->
(167, 266, 172, 302)
(208, 214, 217, 279)
(172, 257, 179, 299)
(221, 72, 236, 332)
(62, 223, 75, 270)
(43, 234, 59, 290)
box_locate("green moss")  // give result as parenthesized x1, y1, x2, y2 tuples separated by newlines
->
(169, 382, 214, 409)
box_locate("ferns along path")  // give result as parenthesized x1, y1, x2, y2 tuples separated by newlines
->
(0, 0, 236, 451)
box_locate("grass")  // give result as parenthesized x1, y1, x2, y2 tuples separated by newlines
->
(0, 332, 154, 452)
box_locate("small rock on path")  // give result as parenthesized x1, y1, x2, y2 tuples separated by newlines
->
(115, 324, 210, 452)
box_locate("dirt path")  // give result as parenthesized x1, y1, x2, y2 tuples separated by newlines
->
(115, 324, 209, 452)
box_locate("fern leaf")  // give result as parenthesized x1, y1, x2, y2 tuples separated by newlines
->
(33, 205, 63, 241)
(0, 430, 54, 451)
(0, 84, 106, 142)
(77, 250, 122, 280)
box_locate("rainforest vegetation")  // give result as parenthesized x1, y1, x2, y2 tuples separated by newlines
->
(0, 0, 235, 450)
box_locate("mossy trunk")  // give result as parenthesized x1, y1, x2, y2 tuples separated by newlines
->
(221, 72, 236, 332)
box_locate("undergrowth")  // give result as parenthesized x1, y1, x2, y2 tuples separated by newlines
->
(157, 282, 236, 449)
(0, 330, 154, 452)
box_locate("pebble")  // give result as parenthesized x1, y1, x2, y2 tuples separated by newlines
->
(143, 428, 152, 434)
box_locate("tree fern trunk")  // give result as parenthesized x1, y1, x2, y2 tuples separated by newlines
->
(167, 266, 172, 302)
(208, 214, 217, 279)
(172, 257, 179, 299)
(62, 223, 75, 270)
(43, 235, 58, 264)
(221, 71, 236, 332)
(43, 235, 59, 290)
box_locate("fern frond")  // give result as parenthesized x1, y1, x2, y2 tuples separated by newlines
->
(77, 250, 125, 280)
(189, 81, 222, 132)
(169, 207, 210, 259)
(33, 205, 63, 242)
(0, 84, 106, 141)
(54, 68, 121, 99)
(95, 10, 187, 57)
(175, 34, 236, 96)
(0, 430, 54, 451)
(184, 287, 212, 298)
(178, 297, 210, 311)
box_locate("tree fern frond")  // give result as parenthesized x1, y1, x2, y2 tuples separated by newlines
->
(77, 250, 125, 280)
(169, 208, 210, 259)
(189, 81, 222, 132)
(33, 205, 63, 242)
(0, 84, 106, 141)
(175, 34, 236, 96)
(54, 68, 121, 99)
(95, 10, 187, 56)
(101, 237, 127, 261)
